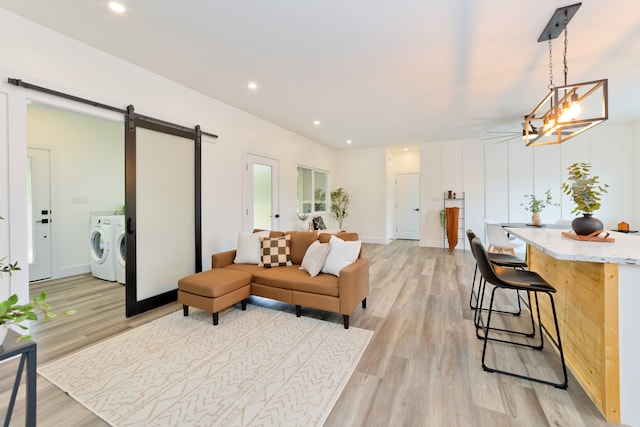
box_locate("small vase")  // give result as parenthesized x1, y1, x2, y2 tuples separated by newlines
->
(531, 212, 541, 226)
(572, 213, 604, 236)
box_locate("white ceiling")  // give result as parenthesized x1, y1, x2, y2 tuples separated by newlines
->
(2, 1, 639, 150)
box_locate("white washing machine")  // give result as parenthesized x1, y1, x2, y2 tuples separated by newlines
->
(89, 215, 117, 281)
(114, 215, 126, 285)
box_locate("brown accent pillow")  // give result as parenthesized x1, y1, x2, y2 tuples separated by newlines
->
(285, 231, 319, 264)
(258, 235, 292, 268)
(319, 232, 359, 243)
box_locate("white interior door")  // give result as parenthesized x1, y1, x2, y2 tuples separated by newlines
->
(243, 153, 279, 231)
(135, 128, 195, 301)
(124, 111, 200, 317)
(395, 173, 420, 240)
(27, 147, 52, 281)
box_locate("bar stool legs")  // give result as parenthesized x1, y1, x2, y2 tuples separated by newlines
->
(470, 236, 568, 389)
(481, 287, 568, 389)
(474, 276, 536, 341)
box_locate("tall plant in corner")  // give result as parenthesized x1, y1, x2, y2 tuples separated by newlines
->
(561, 162, 609, 235)
(330, 188, 350, 231)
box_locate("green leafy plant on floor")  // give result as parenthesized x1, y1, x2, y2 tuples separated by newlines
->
(330, 188, 350, 231)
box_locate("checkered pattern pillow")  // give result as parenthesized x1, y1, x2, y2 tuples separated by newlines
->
(258, 235, 293, 268)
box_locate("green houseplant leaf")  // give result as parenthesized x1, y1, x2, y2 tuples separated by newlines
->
(2, 214, 74, 341)
(561, 162, 609, 215)
(521, 189, 555, 213)
(330, 188, 350, 231)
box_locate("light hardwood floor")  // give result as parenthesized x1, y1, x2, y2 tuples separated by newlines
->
(0, 240, 621, 426)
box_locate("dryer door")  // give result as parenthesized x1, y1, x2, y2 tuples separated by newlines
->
(90, 227, 110, 264)
(116, 232, 125, 266)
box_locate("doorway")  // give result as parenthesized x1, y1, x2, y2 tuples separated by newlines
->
(26, 103, 124, 281)
(27, 147, 52, 281)
(243, 152, 280, 231)
(395, 173, 420, 240)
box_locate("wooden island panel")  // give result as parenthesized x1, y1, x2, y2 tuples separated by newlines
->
(527, 245, 620, 423)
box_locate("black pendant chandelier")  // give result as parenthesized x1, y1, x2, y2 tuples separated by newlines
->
(524, 3, 608, 147)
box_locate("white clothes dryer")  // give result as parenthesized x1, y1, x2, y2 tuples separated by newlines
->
(89, 215, 116, 281)
(114, 215, 126, 284)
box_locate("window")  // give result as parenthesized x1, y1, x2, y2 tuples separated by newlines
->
(297, 166, 328, 213)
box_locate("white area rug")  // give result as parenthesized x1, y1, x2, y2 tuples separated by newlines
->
(39, 306, 373, 426)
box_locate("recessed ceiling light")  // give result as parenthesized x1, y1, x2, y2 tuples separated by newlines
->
(313, 120, 320, 126)
(404, 147, 408, 151)
(108, 1, 126, 14)
(346, 140, 352, 144)
(247, 82, 258, 90)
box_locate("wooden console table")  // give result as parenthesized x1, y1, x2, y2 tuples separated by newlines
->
(0, 333, 37, 427)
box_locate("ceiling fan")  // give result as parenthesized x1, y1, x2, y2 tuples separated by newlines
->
(482, 121, 573, 144)
(481, 122, 538, 144)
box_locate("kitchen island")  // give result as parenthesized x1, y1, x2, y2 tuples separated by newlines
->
(505, 227, 640, 425)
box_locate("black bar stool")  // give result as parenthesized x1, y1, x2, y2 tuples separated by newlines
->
(471, 237, 568, 389)
(466, 229, 527, 316)
(468, 231, 535, 339)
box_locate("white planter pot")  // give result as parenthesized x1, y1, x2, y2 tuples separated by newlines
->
(0, 324, 8, 344)
(298, 220, 310, 231)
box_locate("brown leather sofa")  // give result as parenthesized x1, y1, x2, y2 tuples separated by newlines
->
(210, 231, 369, 329)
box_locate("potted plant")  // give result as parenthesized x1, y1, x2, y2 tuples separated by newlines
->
(0, 292, 57, 342)
(330, 188, 350, 232)
(296, 212, 309, 230)
(521, 189, 554, 226)
(1, 215, 74, 343)
(561, 162, 609, 235)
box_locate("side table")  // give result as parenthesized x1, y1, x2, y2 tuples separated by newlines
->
(0, 333, 37, 427)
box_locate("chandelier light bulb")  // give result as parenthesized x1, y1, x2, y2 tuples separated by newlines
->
(569, 93, 581, 118)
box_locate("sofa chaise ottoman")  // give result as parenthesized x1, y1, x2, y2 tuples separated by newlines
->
(178, 268, 252, 325)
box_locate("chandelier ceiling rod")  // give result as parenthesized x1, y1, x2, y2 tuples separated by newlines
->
(537, 3, 582, 43)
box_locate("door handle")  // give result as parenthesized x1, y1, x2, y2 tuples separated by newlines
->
(36, 219, 50, 224)
(274, 214, 280, 219)
(414, 208, 420, 211)
(127, 217, 135, 234)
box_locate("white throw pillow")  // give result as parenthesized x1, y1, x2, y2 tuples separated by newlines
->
(234, 230, 270, 264)
(300, 240, 332, 277)
(321, 235, 361, 277)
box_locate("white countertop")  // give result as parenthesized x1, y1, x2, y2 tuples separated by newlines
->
(505, 227, 640, 265)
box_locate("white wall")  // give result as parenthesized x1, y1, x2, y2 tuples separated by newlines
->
(420, 139, 484, 249)
(390, 150, 420, 174)
(0, 9, 338, 301)
(337, 147, 389, 243)
(0, 91, 10, 300)
(418, 121, 639, 250)
(634, 122, 640, 227)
